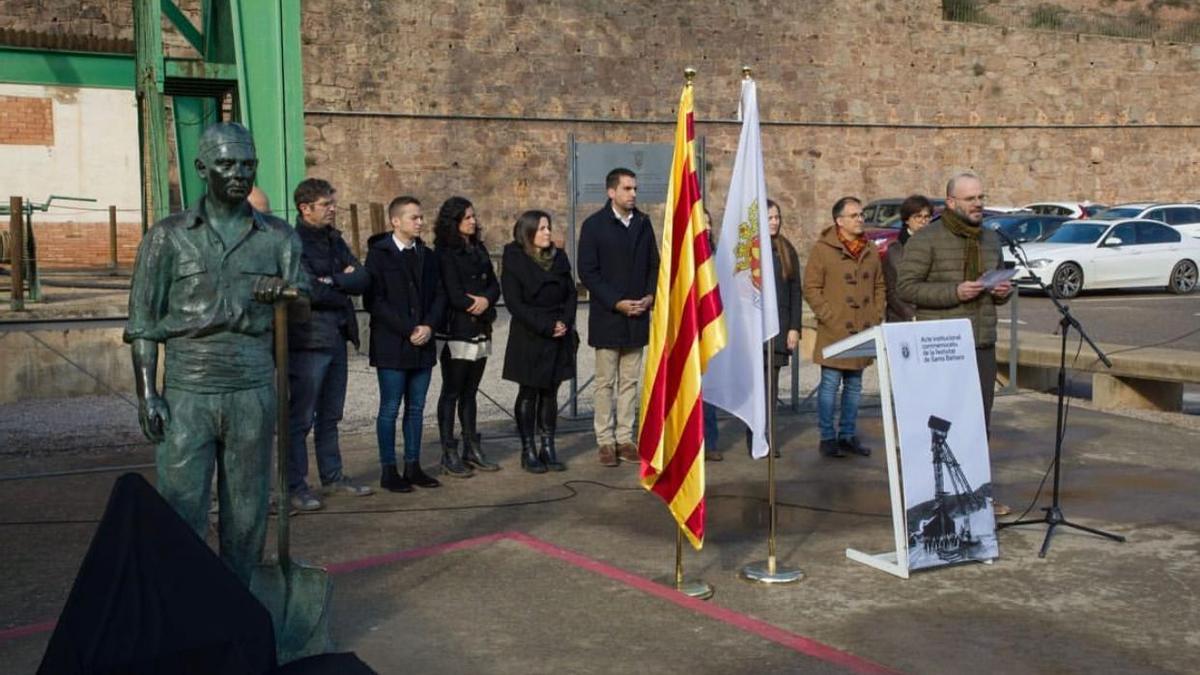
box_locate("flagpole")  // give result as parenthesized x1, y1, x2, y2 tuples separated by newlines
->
(652, 66, 714, 603)
(737, 66, 803, 586)
(669, 525, 714, 599)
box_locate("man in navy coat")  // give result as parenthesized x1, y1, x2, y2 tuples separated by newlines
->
(577, 168, 661, 467)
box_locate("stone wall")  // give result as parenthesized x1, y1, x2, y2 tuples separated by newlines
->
(300, 0, 1200, 255)
(7, 0, 1200, 257)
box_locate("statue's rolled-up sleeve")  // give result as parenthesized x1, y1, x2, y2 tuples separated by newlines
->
(124, 225, 173, 344)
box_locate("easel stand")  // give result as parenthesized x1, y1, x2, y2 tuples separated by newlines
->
(996, 237, 1125, 556)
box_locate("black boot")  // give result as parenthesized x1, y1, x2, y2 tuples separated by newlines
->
(520, 435, 547, 474)
(539, 435, 566, 472)
(462, 433, 500, 472)
(404, 460, 442, 488)
(380, 464, 413, 493)
(439, 439, 474, 478)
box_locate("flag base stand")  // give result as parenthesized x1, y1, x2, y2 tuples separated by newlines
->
(659, 577, 715, 600)
(658, 525, 714, 600)
(739, 559, 804, 585)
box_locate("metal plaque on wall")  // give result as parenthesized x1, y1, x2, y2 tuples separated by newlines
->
(574, 143, 674, 204)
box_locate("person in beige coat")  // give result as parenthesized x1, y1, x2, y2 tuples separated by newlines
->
(803, 197, 886, 458)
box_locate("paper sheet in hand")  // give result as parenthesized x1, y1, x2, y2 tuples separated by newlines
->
(977, 268, 1018, 289)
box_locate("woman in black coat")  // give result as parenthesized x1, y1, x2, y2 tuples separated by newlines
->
(433, 196, 502, 477)
(501, 210, 578, 473)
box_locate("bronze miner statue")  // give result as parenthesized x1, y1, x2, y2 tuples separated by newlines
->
(125, 122, 308, 584)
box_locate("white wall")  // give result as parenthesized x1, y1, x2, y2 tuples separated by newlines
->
(0, 83, 140, 223)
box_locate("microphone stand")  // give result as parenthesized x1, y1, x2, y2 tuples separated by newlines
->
(994, 231, 1125, 557)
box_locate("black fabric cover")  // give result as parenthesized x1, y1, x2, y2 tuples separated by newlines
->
(38, 472, 278, 675)
(273, 653, 378, 675)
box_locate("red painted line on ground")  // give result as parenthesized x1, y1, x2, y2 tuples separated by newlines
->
(0, 620, 56, 643)
(503, 532, 900, 675)
(1, 530, 902, 675)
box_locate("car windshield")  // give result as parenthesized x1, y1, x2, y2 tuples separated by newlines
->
(1043, 222, 1109, 244)
(984, 216, 1027, 229)
(1094, 207, 1141, 219)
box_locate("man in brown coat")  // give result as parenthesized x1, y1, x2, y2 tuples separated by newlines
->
(803, 196, 886, 458)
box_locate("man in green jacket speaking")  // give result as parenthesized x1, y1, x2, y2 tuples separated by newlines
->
(896, 172, 1013, 512)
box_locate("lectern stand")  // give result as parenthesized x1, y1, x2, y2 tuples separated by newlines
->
(822, 327, 910, 579)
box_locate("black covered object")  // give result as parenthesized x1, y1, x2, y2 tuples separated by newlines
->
(273, 653, 377, 674)
(38, 472, 278, 675)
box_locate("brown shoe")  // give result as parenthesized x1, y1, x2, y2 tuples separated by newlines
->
(616, 442, 639, 463)
(598, 444, 619, 467)
(993, 501, 1012, 517)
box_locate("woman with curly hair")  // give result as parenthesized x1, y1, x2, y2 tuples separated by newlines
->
(433, 196, 502, 476)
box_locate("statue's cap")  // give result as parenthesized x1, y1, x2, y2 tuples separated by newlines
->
(197, 122, 255, 158)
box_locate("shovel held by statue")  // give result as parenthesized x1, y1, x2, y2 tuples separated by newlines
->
(251, 290, 334, 662)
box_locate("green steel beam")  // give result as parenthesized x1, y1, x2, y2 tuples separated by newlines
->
(0, 46, 134, 89)
(0, 47, 239, 89)
(230, 0, 305, 218)
(203, 0, 236, 63)
(173, 96, 220, 206)
(160, 0, 204, 55)
(135, 0, 171, 225)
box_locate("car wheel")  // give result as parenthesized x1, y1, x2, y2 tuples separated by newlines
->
(1051, 262, 1082, 299)
(1168, 259, 1198, 295)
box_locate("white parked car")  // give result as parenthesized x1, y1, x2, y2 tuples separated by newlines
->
(1092, 203, 1200, 239)
(1022, 202, 1105, 219)
(1009, 219, 1200, 298)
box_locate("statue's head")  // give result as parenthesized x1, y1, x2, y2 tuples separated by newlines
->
(195, 122, 258, 207)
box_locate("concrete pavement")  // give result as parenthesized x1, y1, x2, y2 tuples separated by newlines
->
(1, 390, 1197, 674)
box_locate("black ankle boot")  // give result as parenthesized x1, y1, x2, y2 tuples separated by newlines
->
(539, 435, 566, 472)
(520, 436, 546, 474)
(380, 464, 413, 493)
(462, 433, 500, 472)
(439, 440, 474, 478)
(404, 460, 442, 488)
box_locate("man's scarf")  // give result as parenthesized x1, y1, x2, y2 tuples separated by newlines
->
(836, 227, 867, 260)
(941, 207, 983, 282)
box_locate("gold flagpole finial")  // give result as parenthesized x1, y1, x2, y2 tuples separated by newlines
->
(684, 67, 697, 86)
(742, 66, 753, 80)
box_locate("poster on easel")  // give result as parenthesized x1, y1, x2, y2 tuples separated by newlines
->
(882, 319, 999, 571)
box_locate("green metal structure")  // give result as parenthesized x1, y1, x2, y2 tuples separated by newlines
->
(0, 1, 305, 229)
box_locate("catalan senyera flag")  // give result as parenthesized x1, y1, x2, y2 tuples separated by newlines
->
(638, 78, 727, 550)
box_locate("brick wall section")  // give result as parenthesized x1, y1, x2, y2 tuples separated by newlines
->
(301, 0, 1200, 255)
(10, 0, 1200, 258)
(0, 96, 53, 145)
(32, 221, 142, 269)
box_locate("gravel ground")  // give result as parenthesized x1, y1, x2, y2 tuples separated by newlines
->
(4, 304, 1195, 460)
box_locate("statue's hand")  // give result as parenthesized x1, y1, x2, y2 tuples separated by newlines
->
(139, 394, 171, 442)
(252, 276, 288, 303)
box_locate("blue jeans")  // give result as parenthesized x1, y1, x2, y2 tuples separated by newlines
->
(817, 366, 863, 441)
(376, 367, 432, 466)
(287, 346, 348, 493)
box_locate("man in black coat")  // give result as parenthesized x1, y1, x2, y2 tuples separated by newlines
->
(286, 179, 373, 511)
(577, 168, 661, 467)
(364, 196, 446, 492)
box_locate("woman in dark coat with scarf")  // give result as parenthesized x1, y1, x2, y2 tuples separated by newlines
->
(501, 210, 578, 473)
(433, 196, 502, 477)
